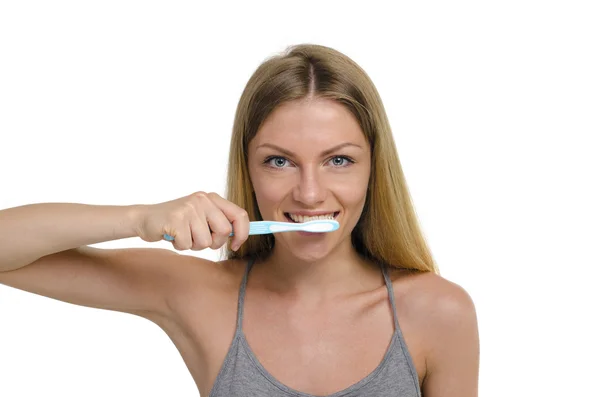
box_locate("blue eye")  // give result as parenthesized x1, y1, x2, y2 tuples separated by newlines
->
(265, 156, 289, 168)
(330, 156, 352, 167)
(263, 155, 355, 169)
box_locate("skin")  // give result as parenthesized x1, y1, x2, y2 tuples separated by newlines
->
(0, 99, 479, 397)
(163, 98, 479, 395)
(247, 97, 375, 296)
(0, 97, 479, 396)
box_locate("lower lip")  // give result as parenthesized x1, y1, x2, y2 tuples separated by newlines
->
(297, 230, 323, 236)
(284, 212, 339, 236)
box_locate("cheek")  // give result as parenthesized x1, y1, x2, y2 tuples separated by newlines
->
(337, 183, 368, 210)
(330, 170, 370, 205)
(252, 178, 287, 207)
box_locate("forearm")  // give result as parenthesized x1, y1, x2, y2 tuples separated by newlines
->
(0, 203, 144, 272)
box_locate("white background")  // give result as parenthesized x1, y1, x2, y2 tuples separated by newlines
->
(1, 1, 599, 396)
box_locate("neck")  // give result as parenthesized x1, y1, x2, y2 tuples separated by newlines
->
(251, 238, 381, 302)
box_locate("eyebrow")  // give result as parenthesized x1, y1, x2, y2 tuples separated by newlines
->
(256, 142, 363, 157)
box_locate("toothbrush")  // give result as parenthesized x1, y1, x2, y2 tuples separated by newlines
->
(162, 219, 339, 241)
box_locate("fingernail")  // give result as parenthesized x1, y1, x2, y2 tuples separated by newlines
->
(231, 243, 239, 251)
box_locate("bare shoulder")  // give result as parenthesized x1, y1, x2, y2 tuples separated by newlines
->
(165, 254, 248, 320)
(167, 254, 245, 287)
(389, 269, 477, 321)
(389, 268, 480, 396)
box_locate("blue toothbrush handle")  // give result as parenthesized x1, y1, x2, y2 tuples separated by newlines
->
(162, 220, 337, 241)
(163, 231, 234, 241)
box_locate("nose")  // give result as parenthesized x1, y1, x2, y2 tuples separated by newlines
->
(292, 166, 326, 205)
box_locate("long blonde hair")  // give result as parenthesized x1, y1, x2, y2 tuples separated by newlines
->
(220, 44, 438, 274)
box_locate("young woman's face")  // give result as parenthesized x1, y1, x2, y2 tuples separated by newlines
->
(247, 98, 371, 260)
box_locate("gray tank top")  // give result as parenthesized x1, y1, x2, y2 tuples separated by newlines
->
(208, 258, 421, 396)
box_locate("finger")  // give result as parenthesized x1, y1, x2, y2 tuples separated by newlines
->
(170, 223, 193, 251)
(190, 214, 213, 251)
(206, 210, 234, 250)
(229, 208, 249, 251)
(206, 193, 249, 250)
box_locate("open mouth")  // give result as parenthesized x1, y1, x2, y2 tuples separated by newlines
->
(284, 212, 340, 223)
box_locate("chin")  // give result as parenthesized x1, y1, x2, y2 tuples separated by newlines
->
(278, 241, 333, 263)
(295, 252, 329, 263)
(272, 225, 345, 263)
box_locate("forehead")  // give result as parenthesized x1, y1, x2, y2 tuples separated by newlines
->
(251, 98, 366, 148)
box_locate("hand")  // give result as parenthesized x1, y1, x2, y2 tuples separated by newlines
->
(135, 192, 249, 251)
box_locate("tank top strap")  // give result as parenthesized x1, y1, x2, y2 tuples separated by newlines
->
(381, 264, 401, 332)
(235, 257, 255, 334)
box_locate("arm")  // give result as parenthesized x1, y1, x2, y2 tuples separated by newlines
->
(0, 203, 142, 272)
(421, 281, 480, 396)
(0, 203, 175, 319)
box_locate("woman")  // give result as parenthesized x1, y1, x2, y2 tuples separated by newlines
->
(0, 44, 479, 396)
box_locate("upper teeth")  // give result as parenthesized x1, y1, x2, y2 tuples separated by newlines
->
(288, 213, 336, 223)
